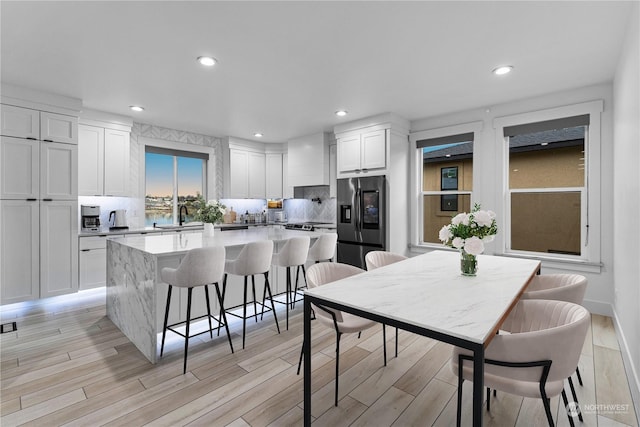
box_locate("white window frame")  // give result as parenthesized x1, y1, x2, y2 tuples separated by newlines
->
(139, 136, 217, 225)
(494, 100, 603, 271)
(409, 121, 483, 249)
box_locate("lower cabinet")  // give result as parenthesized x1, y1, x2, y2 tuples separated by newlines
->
(40, 200, 78, 298)
(79, 235, 108, 290)
(0, 199, 77, 304)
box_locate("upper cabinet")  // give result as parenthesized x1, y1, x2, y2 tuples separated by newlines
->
(1, 105, 77, 144)
(223, 138, 272, 199)
(334, 113, 410, 179)
(78, 114, 131, 197)
(287, 132, 330, 187)
(337, 128, 386, 175)
(265, 153, 284, 199)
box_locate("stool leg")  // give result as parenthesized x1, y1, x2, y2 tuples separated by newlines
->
(214, 282, 234, 353)
(251, 275, 258, 323)
(301, 264, 307, 287)
(160, 285, 173, 357)
(183, 287, 193, 374)
(204, 285, 213, 339)
(260, 280, 268, 321)
(218, 274, 227, 337)
(285, 266, 291, 330)
(242, 276, 248, 349)
(293, 265, 301, 307)
(264, 272, 280, 333)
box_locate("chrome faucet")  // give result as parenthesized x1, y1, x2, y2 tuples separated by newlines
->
(179, 205, 188, 226)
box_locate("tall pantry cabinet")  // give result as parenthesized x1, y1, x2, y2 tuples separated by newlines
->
(0, 103, 79, 304)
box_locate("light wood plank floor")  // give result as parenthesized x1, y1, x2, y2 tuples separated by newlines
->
(1, 288, 637, 427)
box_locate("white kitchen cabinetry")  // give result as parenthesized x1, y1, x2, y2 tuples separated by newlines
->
(329, 144, 337, 198)
(287, 132, 330, 187)
(0, 200, 40, 304)
(265, 153, 283, 199)
(228, 148, 250, 198)
(78, 124, 130, 196)
(40, 200, 78, 298)
(0, 104, 39, 139)
(1, 105, 77, 144)
(79, 235, 108, 290)
(40, 112, 78, 144)
(225, 144, 267, 199)
(0, 137, 39, 199)
(40, 142, 78, 199)
(337, 129, 386, 174)
(248, 152, 266, 198)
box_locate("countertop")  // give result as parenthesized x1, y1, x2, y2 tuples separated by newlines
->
(107, 227, 325, 256)
(79, 221, 335, 237)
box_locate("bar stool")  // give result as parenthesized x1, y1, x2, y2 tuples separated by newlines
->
(293, 233, 338, 299)
(269, 236, 310, 330)
(222, 240, 279, 349)
(160, 246, 233, 374)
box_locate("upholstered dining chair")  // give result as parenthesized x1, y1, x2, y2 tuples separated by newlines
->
(522, 273, 588, 390)
(160, 246, 233, 374)
(450, 299, 590, 427)
(296, 262, 389, 406)
(365, 250, 408, 359)
(365, 250, 407, 270)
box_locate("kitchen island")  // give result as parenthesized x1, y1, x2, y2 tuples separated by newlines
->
(106, 227, 324, 363)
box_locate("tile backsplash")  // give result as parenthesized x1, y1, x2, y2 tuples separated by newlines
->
(285, 186, 336, 223)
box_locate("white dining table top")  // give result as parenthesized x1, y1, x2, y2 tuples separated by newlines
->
(304, 250, 541, 345)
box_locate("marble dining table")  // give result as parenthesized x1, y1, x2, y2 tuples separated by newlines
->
(302, 250, 541, 427)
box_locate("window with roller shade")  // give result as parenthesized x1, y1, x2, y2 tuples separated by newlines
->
(145, 146, 208, 226)
(505, 115, 588, 256)
(417, 132, 474, 244)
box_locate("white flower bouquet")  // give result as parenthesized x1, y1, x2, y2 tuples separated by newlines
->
(439, 203, 497, 269)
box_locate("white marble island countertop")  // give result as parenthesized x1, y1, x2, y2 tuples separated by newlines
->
(110, 227, 324, 256)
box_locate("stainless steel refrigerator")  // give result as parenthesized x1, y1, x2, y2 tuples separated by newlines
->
(337, 175, 386, 269)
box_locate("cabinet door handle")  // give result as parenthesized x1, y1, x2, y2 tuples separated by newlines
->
(42, 198, 53, 201)
(26, 137, 37, 140)
(81, 249, 90, 252)
(43, 139, 54, 142)
(26, 198, 37, 201)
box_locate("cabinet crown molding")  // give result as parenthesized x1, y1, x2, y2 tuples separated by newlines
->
(334, 112, 409, 137)
(1, 83, 82, 116)
(79, 108, 133, 132)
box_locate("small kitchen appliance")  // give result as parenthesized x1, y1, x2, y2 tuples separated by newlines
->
(81, 205, 101, 232)
(108, 209, 128, 230)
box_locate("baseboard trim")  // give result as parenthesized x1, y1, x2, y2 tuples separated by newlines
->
(583, 299, 613, 316)
(612, 308, 640, 427)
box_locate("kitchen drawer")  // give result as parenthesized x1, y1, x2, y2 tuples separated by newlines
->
(79, 235, 109, 250)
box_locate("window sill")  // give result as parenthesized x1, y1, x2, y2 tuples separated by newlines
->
(409, 244, 603, 274)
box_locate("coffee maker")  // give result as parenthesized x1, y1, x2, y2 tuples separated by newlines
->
(81, 205, 101, 232)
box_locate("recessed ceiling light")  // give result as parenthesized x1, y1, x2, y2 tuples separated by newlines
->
(254, 132, 263, 138)
(335, 110, 348, 117)
(129, 105, 144, 112)
(492, 65, 513, 75)
(197, 56, 217, 66)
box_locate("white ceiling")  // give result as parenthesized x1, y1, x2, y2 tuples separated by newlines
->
(0, 1, 633, 143)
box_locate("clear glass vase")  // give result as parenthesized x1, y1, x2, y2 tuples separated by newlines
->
(460, 250, 478, 276)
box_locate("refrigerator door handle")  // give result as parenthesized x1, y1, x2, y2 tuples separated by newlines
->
(355, 188, 361, 231)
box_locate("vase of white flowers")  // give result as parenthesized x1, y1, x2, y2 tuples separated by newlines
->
(438, 203, 498, 276)
(193, 195, 226, 237)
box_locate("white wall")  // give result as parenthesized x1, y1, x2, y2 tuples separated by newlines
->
(613, 2, 640, 412)
(410, 83, 616, 313)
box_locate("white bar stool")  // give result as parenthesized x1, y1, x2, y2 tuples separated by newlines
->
(269, 236, 310, 330)
(222, 240, 279, 349)
(293, 233, 338, 299)
(160, 246, 233, 374)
